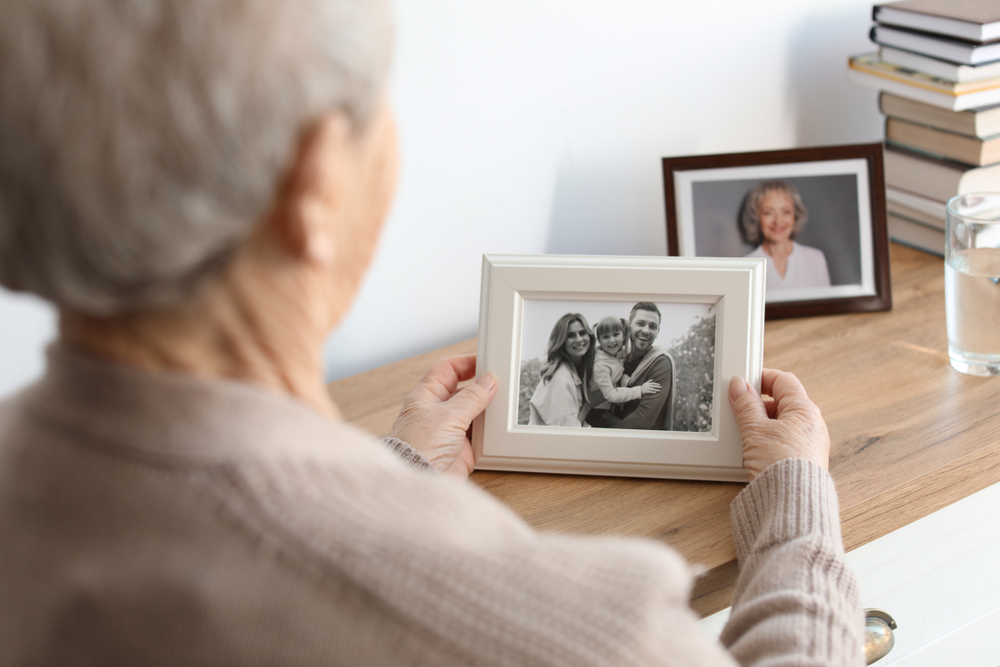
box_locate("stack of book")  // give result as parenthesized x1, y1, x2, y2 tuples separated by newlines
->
(847, 0, 1000, 255)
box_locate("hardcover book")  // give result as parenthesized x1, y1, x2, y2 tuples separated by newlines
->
(879, 92, 1000, 137)
(848, 53, 1000, 110)
(870, 25, 1000, 64)
(874, 0, 1000, 43)
(886, 117, 1000, 166)
(887, 213, 945, 256)
(879, 46, 1000, 82)
(885, 185, 948, 223)
(887, 199, 946, 230)
(883, 144, 1000, 200)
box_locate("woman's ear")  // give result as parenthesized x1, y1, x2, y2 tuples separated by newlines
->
(293, 195, 336, 265)
(266, 112, 355, 266)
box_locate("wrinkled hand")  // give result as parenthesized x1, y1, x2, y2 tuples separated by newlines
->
(728, 369, 830, 481)
(388, 354, 497, 478)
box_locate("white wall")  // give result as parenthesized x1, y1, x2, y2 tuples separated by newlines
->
(0, 292, 56, 397)
(0, 0, 882, 397)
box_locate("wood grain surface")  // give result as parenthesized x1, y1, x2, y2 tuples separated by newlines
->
(327, 243, 1000, 617)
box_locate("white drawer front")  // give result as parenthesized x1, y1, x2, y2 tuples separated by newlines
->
(699, 482, 1000, 666)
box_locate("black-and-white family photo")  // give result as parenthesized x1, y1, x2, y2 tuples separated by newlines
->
(518, 300, 716, 433)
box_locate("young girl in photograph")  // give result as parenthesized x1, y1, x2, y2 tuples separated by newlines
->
(585, 316, 660, 428)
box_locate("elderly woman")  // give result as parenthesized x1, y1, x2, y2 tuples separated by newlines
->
(741, 180, 832, 291)
(0, 2, 862, 665)
(528, 313, 595, 427)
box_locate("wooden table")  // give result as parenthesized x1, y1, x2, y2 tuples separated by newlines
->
(328, 243, 1000, 618)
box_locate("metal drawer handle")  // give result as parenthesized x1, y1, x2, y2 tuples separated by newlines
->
(864, 608, 897, 665)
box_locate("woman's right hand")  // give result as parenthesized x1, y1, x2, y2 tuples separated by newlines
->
(728, 369, 830, 481)
(387, 354, 497, 478)
(640, 380, 661, 396)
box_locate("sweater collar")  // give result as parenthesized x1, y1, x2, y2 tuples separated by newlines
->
(628, 346, 668, 379)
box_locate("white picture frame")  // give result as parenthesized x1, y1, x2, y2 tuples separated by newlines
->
(472, 254, 766, 482)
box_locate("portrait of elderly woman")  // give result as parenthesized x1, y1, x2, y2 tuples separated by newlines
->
(673, 158, 879, 312)
(740, 180, 832, 292)
(0, 1, 863, 665)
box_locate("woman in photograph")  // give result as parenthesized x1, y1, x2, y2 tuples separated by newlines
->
(741, 180, 831, 290)
(528, 313, 595, 427)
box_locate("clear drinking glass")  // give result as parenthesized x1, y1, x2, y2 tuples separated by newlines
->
(945, 193, 1000, 376)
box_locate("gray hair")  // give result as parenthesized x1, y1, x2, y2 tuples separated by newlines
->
(0, 0, 391, 314)
(738, 180, 809, 246)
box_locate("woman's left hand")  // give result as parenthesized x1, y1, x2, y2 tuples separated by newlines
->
(727, 369, 830, 480)
(387, 354, 497, 478)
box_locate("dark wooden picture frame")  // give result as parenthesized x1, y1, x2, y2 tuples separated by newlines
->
(662, 143, 890, 320)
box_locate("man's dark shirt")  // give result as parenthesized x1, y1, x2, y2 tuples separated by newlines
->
(616, 351, 673, 430)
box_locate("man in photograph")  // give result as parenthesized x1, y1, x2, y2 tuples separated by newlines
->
(615, 302, 675, 430)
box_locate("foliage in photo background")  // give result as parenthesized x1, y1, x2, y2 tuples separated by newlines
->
(668, 311, 715, 433)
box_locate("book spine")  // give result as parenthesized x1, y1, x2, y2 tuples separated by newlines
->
(885, 139, 972, 167)
(846, 67, 959, 110)
(887, 215, 946, 257)
(886, 119, 988, 167)
(886, 142, 973, 172)
(881, 98, 980, 138)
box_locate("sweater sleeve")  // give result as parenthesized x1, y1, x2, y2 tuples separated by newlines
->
(223, 436, 861, 666)
(593, 359, 643, 404)
(234, 447, 740, 667)
(380, 436, 434, 472)
(721, 458, 864, 667)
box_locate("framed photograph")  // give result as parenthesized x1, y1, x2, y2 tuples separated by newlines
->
(472, 254, 765, 482)
(662, 143, 891, 319)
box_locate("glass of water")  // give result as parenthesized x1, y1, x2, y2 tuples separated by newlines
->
(945, 193, 1000, 376)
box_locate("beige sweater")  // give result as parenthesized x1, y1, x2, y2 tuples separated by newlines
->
(0, 346, 863, 666)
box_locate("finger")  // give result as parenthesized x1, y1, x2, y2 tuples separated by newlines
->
(418, 355, 475, 402)
(435, 354, 477, 383)
(762, 397, 778, 420)
(763, 370, 815, 418)
(759, 368, 810, 401)
(442, 372, 498, 425)
(758, 368, 783, 397)
(728, 376, 769, 430)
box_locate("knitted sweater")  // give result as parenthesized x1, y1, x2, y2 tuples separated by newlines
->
(619, 347, 675, 430)
(0, 345, 863, 666)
